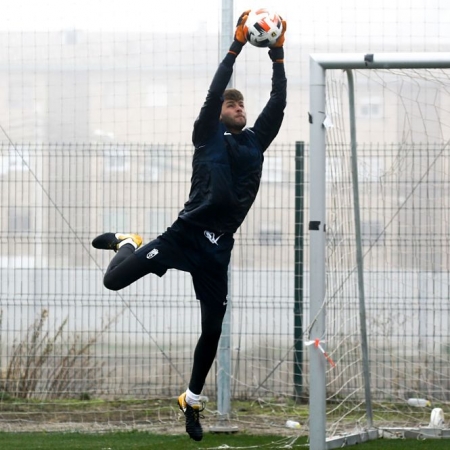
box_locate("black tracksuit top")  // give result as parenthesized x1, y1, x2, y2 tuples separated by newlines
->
(178, 51, 287, 234)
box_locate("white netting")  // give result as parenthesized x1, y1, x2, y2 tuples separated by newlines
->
(322, 68, 450, 438)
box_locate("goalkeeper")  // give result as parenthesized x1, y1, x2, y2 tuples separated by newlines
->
(92, 10, 287, 442)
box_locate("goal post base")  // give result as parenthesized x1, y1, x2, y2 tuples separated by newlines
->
(209, 417, 239, 434)
(326, 429, 378, 449)
(380, 427, 450, 439)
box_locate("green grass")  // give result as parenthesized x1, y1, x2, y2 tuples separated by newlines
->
(0, 398, 448, 449)
(0, 432, 449, 450)
(1, 432, 304, 449)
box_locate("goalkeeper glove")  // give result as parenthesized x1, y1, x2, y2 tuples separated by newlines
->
(268, 17, 286, 62)
(228, 10, 251, 56)
(234, 9, 251, 44)
(269, 17, 287, 49)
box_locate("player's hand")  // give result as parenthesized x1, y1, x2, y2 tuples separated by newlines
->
(269, 17, 287, 48)
(234, 9, 251, 44)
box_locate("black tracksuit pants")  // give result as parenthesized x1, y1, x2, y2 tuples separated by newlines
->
(102, 218, 234, 394)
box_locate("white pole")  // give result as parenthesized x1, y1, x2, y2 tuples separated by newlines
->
(308, 56, 327, 450)
(212, 0, 237, 433)
(346, 69, 374, 429)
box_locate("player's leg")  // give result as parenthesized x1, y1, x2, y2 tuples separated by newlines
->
(92, 222, 193, 291)
(178, 260, 229, 441)
(184, 229, 234, 395)
(189, 288, 228, 394)
(92, 232, 148, 290)
(103, 246, 150, 291)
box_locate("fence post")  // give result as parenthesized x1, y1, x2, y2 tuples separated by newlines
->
(294, 141, 305, 401)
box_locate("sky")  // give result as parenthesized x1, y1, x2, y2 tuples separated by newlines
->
(3, 0, 221, 32)
(0, 0, 449, 61)
(2, 0, 449, 38)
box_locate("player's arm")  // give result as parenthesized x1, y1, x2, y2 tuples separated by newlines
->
(252, 18, 287, 151)
(192, 11, 250, 145)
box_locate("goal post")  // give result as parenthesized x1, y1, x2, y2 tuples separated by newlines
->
(308, 53, 450, 450)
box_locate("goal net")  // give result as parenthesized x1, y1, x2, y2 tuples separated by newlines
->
(308, 54, 450, 448)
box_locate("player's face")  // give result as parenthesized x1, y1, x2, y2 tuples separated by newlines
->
(220, 99, 247, 133)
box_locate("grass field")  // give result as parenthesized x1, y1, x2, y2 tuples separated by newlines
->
(0, 398, 448, 449)
(0, 432, 449, 449)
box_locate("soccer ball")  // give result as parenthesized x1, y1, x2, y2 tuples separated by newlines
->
(245, 8, 283, 48)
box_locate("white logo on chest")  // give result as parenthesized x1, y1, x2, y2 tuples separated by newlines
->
(204, 230, 224, 245)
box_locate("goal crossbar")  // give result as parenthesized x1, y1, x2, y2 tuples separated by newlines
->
(311, 52, 450, 70)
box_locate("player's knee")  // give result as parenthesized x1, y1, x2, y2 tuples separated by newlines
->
(103, 274, 124, 291)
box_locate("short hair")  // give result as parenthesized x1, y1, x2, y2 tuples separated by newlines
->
(223, 88, 244, 102)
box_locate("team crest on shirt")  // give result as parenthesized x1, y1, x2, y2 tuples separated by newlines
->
(146, 248, 159, 259)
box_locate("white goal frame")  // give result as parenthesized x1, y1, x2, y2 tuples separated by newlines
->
(308, 53, 450, 450)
